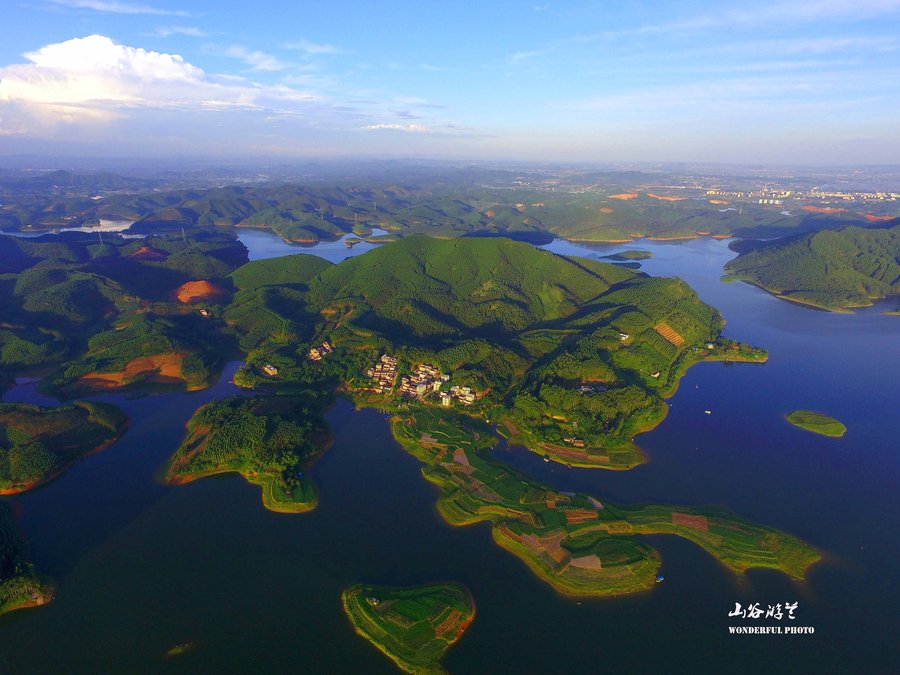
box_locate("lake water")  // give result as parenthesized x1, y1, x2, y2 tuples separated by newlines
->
(236, 227, 390, 264)
(1, 236, 898, 673)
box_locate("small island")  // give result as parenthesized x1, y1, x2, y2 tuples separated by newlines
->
(161, 396, 326, 512)
(786, 410, 847, 438)
(0, 401, 129, 494)
(342, 582, 475, 675)
(603, 249, 653, 261)
(1, 501, 53, 615)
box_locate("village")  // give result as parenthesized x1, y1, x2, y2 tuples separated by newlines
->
(366, 355, 477, 406)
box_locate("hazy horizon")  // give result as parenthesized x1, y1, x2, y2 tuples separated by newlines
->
(2, 1, 899, 165)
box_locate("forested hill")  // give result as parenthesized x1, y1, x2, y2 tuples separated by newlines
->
(724, 222, 900, 311)
(303, 235, 635, 338)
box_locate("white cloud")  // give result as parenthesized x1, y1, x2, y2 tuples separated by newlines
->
(47, 0, 190, 16)
(363, 123, 429, 132)
(225, 45, 286, 71)
(0, 34, 320, 131)
(283, 39, 347, 55)
(154, 26, 207, 38)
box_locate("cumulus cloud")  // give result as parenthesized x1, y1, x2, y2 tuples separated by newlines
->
(0, 34, 320, 133)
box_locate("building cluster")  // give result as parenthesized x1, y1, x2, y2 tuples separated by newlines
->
(563, 437, 586, 448)
(366, 354, 398, 392)
(308, 341, 333, 361)
(364, 356, 478, 406)
(448, 384, 476, 406)
(399, 363, 450, 399)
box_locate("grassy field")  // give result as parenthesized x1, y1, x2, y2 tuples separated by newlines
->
(785, 410, 847, 438)
(387, 407, 821, 597)
(342, 582, 475, 675)
(0, 401, 128, 494)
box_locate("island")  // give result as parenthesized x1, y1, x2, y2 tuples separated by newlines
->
(388, 407, 819, 595)
(342, 582, 475, 675)
(162, 236, 818, 597)
(603, 249, 653, 260)
(0, 501, 53, 615)
(786, 410, 847, 438)
(161, 396, 326, 512)
(0, 401, 129, 494)
(724, 222, 899, 311)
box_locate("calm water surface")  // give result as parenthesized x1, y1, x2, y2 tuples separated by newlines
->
(236, 227, 389, 263)
(0, 237, 897, 673)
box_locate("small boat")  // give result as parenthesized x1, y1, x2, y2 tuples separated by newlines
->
(704, 410, 712, 415)
(655, 575, 665, 583)
(543, 456, 551, 462)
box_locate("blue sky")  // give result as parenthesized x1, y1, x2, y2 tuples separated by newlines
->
(1, 0, 899, 164)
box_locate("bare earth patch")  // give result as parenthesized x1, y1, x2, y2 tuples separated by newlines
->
(175, 280, 226, 304)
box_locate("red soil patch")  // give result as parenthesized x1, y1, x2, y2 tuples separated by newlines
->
(671, 512, 709, 532)
(563, 509, 599, 524)
(654, 322, 685, 347)
(569, 555, 603, 570)
(708, 199, 730, 205)
(175, 280, 226, 304)
(433, 609, 463, 638)
(78, 353, 184, 389)
(130, 245, 168, 261)
(540, 443, 610, 464)
(502, 419, 519, 436)
(609, 193, 638, 200)
(865, 214, 895, 222)
(598, 207, 614, 213)
(801, 205, 846, 214)
(648, 193, 686, 202)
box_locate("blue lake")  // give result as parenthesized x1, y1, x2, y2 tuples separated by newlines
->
(0, 236, 897, 673)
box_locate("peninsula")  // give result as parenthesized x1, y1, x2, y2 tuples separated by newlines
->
(724, 222, 899, 311)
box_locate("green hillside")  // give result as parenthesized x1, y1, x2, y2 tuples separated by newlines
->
(0, 401, 128, 493)
(725, 222, 900, 311)
(0, 231, 247, 394)
(220, 236, 762, 467)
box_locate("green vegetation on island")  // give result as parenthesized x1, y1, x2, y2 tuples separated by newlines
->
(604, 249, 653, 260)
(162, 396, 326, 512)
(0, 401, 128, 494)
(785, 410, 847, 438)
(342, 582, 475, 675)
(0, 501, 53, 615)
(724, 222, 900, 311)
(387, 407, 819, 596)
